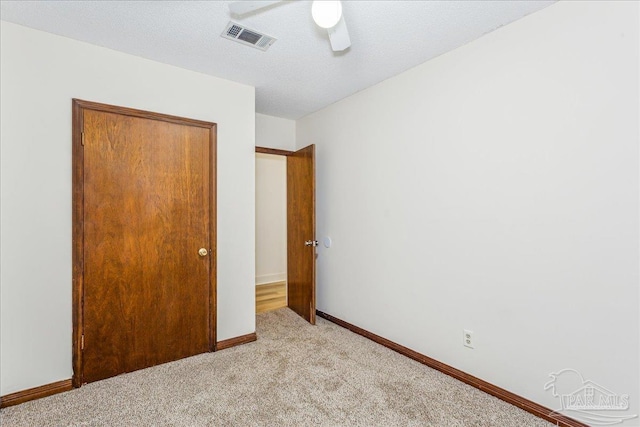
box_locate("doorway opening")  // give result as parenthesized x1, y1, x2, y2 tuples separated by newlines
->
(255, 150, 288, 313)
(255, 145, 316, 324)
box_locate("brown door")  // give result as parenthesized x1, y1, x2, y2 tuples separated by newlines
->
(73, 100, 216, 385)
(287, 145, 316, 324)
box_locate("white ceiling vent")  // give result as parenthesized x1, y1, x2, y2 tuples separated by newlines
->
(221, 22, 276, 51)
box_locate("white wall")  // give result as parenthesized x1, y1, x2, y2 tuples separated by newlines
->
(298, 1, 639, 420)
(0, 22, 256, 395)
(255, 154, 287, 285)
(256, 113, 296, 151)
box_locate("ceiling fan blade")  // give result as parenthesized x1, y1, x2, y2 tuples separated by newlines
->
(228, 0, 284, 16)
(327, 15, 351, 51)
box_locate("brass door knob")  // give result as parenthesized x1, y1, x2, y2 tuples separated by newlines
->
(198, 248, 208, 257)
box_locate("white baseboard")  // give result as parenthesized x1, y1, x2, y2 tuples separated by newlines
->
(256, 273, 286, 285)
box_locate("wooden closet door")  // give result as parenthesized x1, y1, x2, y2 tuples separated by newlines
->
(79, 106, 214, 384)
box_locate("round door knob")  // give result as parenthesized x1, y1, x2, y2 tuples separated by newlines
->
(198, 248, 208, 257)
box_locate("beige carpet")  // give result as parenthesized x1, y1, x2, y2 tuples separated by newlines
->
(1, 308, 552, 426)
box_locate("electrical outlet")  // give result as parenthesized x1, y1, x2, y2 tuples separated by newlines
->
(463, 329, 474, 349)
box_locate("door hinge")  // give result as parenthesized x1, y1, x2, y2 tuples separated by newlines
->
(81, 334, 85, 350)
(81, 132, 85, 146)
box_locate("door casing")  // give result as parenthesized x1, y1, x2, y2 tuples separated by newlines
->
(72, 99, 217, 387)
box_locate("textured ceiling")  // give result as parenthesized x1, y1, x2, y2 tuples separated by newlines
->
(0, 0, 555, 119)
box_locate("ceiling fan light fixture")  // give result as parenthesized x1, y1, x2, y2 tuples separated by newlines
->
(311, 0, 342, 29)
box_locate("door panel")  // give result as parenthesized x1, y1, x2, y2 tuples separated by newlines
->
(82, 108, 212, 383)
(287, 145, 316, 324)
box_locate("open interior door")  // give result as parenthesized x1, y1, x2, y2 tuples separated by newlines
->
(287, 144, 316, 324)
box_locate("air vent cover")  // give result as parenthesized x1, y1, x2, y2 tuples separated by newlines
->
(221, 22, 276, 51)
